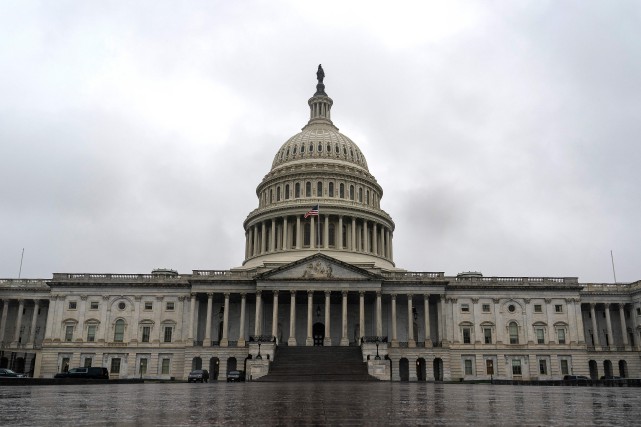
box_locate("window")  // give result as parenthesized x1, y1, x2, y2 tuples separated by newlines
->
(464, 359, 473, 375)
(111, 358, 121, 374)
(461, 304, 470, 313)
(142, 326, 151, 343)
(512, 359, 522, 375)
(508, 304, 516, 313)
(358, 188, 362, 202)
(463, 328, 471, 344)
(484, 328, 492, 344)
(295, 183, 300, 198)
(486, 359, 494, 375)
(276, 187, 281, 201)
(317, 182, 323, 197)
(68, 301, 77, 310)
(118, 302, 126, 310)
(84, 358, 92, 368)
(65, 325, 74, 342)
(539, 359, 547, 375)
(482, 304, 490, 313)
(164, 327, 172, 343)
(61, 357, 70, 373)
(285, 184, 290, 199)
(140, 358, 148, 375)
(166, 302, 175, 311)
(339, 183, 344, 198)
(560, 359, 569, 375)
(509, 322, 519, 344)
(90, 301, 99, 310)
(161, 358, 170, 374)
(87, 325, 97, 342)
(305, 182, 311, 197)
(557, 328, 566, 344)
(536, 328, 545, 344)
(328, 182, 334, 197)
(555, 305, 563, 313)
(534, 304, 542, 313)
(144, 302, 153, 310)
(349, 185, 354, 200)
(114, 319, 125, 342)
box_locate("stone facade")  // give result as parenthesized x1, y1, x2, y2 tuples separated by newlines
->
(1, 67, 640, 381)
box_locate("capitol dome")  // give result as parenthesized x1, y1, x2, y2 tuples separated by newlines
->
(241, 65, 396, 270)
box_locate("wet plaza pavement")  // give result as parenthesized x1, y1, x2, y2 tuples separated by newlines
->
(1, 382, 640, 426)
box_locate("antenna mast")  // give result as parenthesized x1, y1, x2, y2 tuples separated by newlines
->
(18, 248, 24, 279)
(610, 250, 617, 284)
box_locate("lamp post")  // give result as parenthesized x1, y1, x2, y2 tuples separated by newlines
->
(256, 342, 262, 360)
(375, 337, 381, 360)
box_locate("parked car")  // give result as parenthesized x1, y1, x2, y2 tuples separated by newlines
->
(0, 368, 25, 378)
(227, 370, 245, 382)
(188, 369, 210, 383)
(563, 375, 589, 381)
(54, 367, 109, 379)
(600, 375, 622, 380)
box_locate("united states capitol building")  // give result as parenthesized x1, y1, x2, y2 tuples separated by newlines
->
(2, 67, 640, 382)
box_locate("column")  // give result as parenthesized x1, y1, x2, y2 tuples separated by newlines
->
(270, 219, 276, 252)
(271, 291, 279, 342)
(153, 296, 163, 342)
(130, 296, 140, 343)
(0, 299, 9, 344)
(296, 216, 301, 249)
(324, 215, 329, 249)
(310, 216, 316, 249)
(408, 294, 416, 347)
(28, 300, 40, 346)
(605, 303, 614, 347)
(253, 225, 259, 256)
(633, 303, 641, 349)
(288, 291, 297, 346)
(245, 230, 250, 259)
(385, 229, 390, 258)
(238, 293, 247, 347)
(619, 304, 628, 347)
(283, 217, 289, 250)
(176, 296, 185, 343)
(351, 218, 356, 251)
(340, 291, 349, 346)
(12, 299, 24, 345)
(439, 297, 446, 344)
(359, 291, 365, 342)
(221, 293, 230, 347)
(306, 291, 313, 346)
(471, 298, 479, 344)
(372, 223, 378, 255)
(254, 291, 262, 336)
(338, 216, 343, 249)
(389, 232, 394, 260)
(391, 294, 398, 347)
(424, 294, 432, 346)
(574, 300, 586, 344)
(261, 222, 266, 254)
(590, 303, 600, 347)
(43, 298, 56, 342)
(188, 294, 196, 343)
(324, 291, 331, 345)
(363, 220, 369, 253)
(544, 299, 554, 344)
(99, 296, 110, 343)
(492, 298, 501, 344)
(204, 293, 213, 345)
(375, 291, 382, 337)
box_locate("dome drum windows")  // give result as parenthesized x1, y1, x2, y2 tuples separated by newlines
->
(305, 182, 312, 197)
(285, 184, 290, 200)
(295, 183, 301, 198)
(317, 182, 323, 197)
(329, 182, 334, 197)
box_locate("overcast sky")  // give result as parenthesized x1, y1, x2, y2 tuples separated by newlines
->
(1, 1, 640, 283)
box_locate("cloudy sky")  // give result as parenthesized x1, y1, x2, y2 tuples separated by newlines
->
(1, 1, 639, 283)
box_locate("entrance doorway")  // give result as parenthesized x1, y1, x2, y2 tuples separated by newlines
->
(313, 323, 325, 346)
(433, 358, 443, 381)
(210, 357, 220, 380)
(589, 360, 598, 380)
(399, 358, 409, 381)
(416, 358, 426, 381)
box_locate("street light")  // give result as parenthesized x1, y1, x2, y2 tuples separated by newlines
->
(256, 342, 263, 360)
(375, 337, 381, 360)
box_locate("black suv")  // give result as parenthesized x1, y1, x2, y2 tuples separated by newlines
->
(227, 370, 245, 382)
(55, 367, 109, 379)
(188, 369, 210, 383)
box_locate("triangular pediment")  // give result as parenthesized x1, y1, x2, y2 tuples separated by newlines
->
(256, 253, 380, 281)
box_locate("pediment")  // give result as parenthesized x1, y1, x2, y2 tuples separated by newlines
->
(257, 253, 379, 281)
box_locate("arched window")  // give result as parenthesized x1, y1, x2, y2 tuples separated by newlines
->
(301, 144, 305, 153)
(309, 143, 314, 152)
(295, 183, 300, 198)
(349, 185, 354, 201)
(358, 188, 362, 202)
(317, 182, 323, 197)
(285, 184, 290, 200)
(339, 183, 344, 198)
(276, 187, 281, 202)
(306, 182, 312, 197)
(509, 322, 519, 344)
(318, 143, 322, 152)
(366, 190, 370, 205)
(114, 319, 125, 343)
(293, 146, 297, 155)
(269, 189, 273, 203)
(335, 144, 339, 153)
(329, 182, 334, 197)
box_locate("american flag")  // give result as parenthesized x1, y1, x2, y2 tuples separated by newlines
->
(304, 205, 319, 218)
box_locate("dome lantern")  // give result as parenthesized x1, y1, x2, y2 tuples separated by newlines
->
(305, 64, 335, 128)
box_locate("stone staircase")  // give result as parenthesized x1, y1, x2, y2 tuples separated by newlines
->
(257, 346, 377, 382)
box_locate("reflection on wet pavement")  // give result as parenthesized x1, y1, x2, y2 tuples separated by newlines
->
(1, 382, 639, 426)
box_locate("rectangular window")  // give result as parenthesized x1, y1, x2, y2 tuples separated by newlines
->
(484, 328, 492, 344)
(164, 327, 172, 343)
(560, 359, 569, 375)
(144, 302, 153, 310)
(142, 326, 151, 343)
(512, 359, 522, 376)
(464, 359, 473, 375)
(166, 302, 175, 311)
(462, 328, 471, 344)
(140, 358, 148, 375)
(111, 358, 121, 374)
(90, 301, 99, 310)
(539, 359, 547, 375)
(68, 301, 77, 310)
(84, 358, 92, 368)
(555, 305, 563, 313)
(65, 325, 74, 342)
(486, 359, 494, 375)
(534, 304, 542, 313)
(61, 357, 70, 372)
(87, 325, 96, 342)
(536, 328, 545, 344)
(557, 329, 566, 344)
(482, 304, 490, 313)
(161, 358, 170, 374)
(461, 304, 470, 313)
